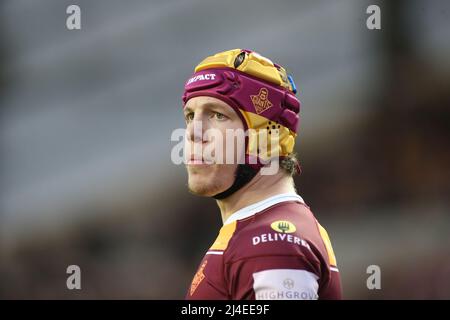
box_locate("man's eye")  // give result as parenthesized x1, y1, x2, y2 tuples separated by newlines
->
(214, 112, 227, 120)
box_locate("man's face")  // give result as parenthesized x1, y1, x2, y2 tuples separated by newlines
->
(184, 96, 244, 197)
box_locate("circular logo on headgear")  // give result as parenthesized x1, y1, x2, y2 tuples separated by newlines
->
(270, 220, 296, 233)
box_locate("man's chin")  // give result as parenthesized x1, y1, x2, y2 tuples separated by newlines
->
(187, 176, 222, 197)
(187, 183, 218, 197)
(186, 165, 236, 197)
(188, 187, 214, 197)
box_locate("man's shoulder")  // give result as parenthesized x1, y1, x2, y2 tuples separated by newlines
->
(224, 200, 323, 263)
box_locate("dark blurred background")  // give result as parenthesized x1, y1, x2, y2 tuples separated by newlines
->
(1, 0, 449, 299)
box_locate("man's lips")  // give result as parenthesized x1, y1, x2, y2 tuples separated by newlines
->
(187, 159, 206, 165)
(187, 155, 213, 165)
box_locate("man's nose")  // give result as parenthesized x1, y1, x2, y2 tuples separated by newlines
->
(187, 118, 206, 143)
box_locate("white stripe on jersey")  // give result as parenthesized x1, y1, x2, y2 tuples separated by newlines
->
(205, 251, 224, 255)
(330, 266, 339, 272)
(253, 269, 319, 300)
(224, 193, 305, 225)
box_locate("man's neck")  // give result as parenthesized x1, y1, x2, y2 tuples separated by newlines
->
(216, 171, 296, 224)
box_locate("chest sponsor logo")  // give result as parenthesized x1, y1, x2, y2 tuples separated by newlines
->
(252, 232, 311, 250)
(271, 220, 296, 233)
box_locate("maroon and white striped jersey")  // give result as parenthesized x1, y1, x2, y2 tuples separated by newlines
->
(186, 193, 342, 300)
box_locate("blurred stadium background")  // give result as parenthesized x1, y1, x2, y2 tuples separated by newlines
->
(1, 0, 449, 299)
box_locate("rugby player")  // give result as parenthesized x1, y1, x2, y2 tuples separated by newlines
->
(182, 49, 342, 300)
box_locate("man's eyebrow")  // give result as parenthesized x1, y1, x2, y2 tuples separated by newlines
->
(184, 102, 232, 114)
(202, 102, 220, 109)
(203, 102, 233, 114)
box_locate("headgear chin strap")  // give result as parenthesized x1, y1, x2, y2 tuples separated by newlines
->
(212, 164, 259, 200)
(182, 49, 301, 199)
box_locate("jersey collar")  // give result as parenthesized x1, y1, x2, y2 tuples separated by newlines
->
(224, 193, 305, 225)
